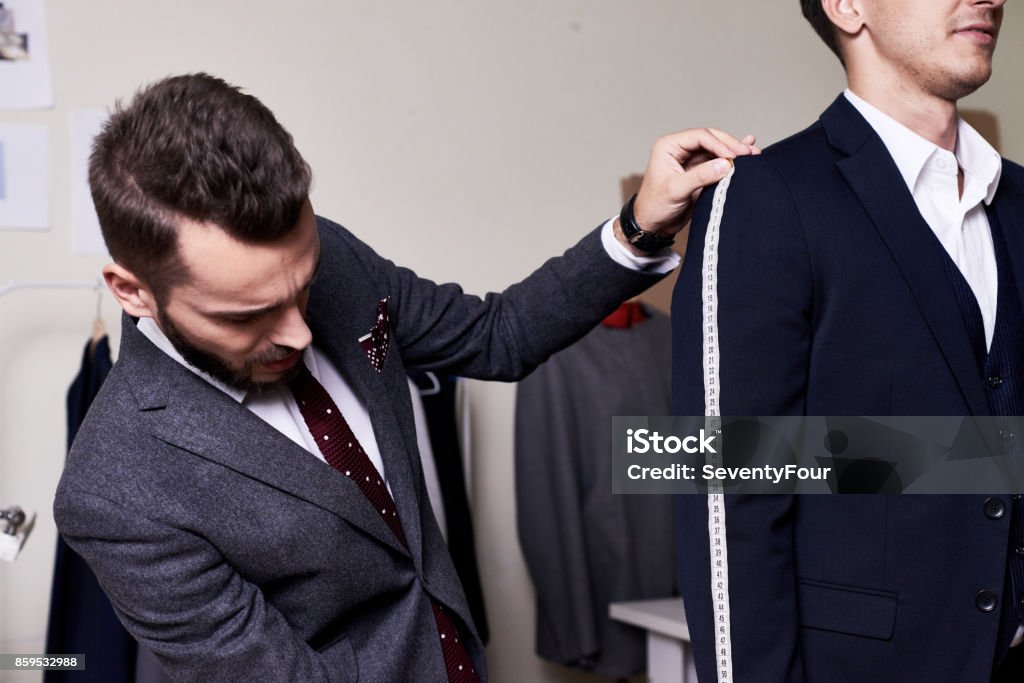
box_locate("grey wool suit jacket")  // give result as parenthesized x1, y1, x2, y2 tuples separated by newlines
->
(53, 216, 666, 683)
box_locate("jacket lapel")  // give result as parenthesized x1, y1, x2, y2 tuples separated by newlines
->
(308, 278, 425, 567)
(120, 315, 410, 556)
(990, 181, 1024, 312)
(821, 96, 991, 418)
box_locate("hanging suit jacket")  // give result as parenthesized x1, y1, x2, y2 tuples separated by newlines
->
(515, 310, 676, 678)
(53, 217, 665, 683)
(672, 95, 1024, 682)
(46, 336, 137, 683)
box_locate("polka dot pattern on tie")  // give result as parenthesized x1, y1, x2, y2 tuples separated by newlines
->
(288, 361, 479, 682)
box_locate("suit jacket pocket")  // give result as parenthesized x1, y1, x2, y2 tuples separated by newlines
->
(318, 634, 360, 682)
(797, 578, 898, 641)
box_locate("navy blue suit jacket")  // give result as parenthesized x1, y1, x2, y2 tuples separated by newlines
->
(673, 95, 1024, 682)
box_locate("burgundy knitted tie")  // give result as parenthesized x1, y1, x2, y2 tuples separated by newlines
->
(289, 365, 480, 683)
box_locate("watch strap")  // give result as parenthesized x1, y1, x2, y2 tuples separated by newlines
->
(619, 193, 675, 253)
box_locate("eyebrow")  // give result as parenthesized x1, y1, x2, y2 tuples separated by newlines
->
(203, 244, 323, 320)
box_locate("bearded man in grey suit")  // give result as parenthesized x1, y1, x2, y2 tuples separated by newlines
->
(52, 73, 757, 682)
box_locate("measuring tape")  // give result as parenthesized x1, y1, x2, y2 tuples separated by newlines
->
(701, 164, 735, 683)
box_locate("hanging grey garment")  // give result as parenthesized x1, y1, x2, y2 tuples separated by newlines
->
(515, 310, 676, 678)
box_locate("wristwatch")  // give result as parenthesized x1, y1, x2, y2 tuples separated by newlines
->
(619, 193, 675, 253)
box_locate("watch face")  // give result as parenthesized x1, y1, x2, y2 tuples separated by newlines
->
(621, 193, 672, 252)
(633, 232, 674, 253)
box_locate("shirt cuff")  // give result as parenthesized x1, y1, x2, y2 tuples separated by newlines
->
(600, 217, 681, 274)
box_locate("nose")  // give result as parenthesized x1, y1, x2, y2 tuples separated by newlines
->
(271, 305, 313, 352)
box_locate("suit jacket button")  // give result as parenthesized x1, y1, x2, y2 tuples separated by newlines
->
(984, 497, 1006, 520)
(976, 590, 998, 612)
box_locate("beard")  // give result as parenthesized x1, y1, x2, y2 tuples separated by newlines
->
(157, 308, 303, 393)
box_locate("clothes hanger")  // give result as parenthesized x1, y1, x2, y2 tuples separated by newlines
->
(88, 283, 106, 357)
(417, 371, 441, 397)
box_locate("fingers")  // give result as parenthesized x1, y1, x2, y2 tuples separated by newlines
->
(655, 127, 755, 164)
(631, 156, 732, 233)
(629, 126, 758, 236)
(740, 133, 763, 154)
(703, 128, 756, 158)
(668, 158, 734, 199)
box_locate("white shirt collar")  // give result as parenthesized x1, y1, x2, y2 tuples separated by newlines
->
(843, 89, 1002, 206)
(956, 117, 1002, 206)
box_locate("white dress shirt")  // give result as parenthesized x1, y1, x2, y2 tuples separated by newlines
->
(137, 221, 677, 490)
(845, 89, 1003, 349)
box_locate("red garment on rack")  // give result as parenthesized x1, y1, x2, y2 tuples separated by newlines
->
(601, 301, 649, 329)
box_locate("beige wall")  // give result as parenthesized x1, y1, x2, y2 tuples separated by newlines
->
(1, 2, 1022, 682)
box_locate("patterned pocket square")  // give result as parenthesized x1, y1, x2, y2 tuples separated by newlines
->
(358, 297, 391, 373)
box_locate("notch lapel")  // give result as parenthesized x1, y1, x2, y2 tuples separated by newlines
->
(308, 287, 425, 567)
(822, 97, 991, 418)
(990, 182, 1024, 312)
(120, 316, 410, 556)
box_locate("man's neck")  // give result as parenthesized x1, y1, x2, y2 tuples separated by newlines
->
(847, 71, 959, 152)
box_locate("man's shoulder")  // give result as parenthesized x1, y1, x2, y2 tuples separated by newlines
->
(56, 370, 145, 509)
(706, 120, 836, 211)
(65, 366, 143, 458)
(315, 214, 369, 254)
(312, 214, 386, 284)
(314, 214, 349, 238)
(61, 337, 197, 477)
(763, 120, 831, 160)
(732, 119, 834, 180)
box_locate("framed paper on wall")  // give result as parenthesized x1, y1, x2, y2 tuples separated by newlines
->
(0, 0, 53, 109)
(0, 124, 50, 230)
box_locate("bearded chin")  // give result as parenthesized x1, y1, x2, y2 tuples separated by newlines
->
(156, 309, 280, 393)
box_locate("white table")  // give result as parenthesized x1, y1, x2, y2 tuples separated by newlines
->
(609, 598, 696, 683)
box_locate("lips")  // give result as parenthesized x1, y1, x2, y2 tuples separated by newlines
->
(261, 350, 301, 372)
(954, 23, 996, 44)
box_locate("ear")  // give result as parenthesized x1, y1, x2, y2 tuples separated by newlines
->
(822, 0, 866, 38)
(103, 262, 159, 319)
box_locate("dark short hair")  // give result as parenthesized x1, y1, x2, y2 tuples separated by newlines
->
(800, 0, 844, 65)
(89, 73, 312, 298)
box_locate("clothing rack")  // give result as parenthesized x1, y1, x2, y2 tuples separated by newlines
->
(0, 280, 104, 560)
(0, 279, 103, 300)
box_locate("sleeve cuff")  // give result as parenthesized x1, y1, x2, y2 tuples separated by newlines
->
(600, 217, 681, 274)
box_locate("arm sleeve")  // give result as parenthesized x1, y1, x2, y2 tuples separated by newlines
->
(671, 156, 813, 683)
(325, 220, 668, 381)
(54, 489, 356, 683)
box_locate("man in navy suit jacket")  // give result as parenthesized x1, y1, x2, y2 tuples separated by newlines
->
(673, 1, 1023, 680)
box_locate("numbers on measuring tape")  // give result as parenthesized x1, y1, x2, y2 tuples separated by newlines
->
(701, 166, 735, 683)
